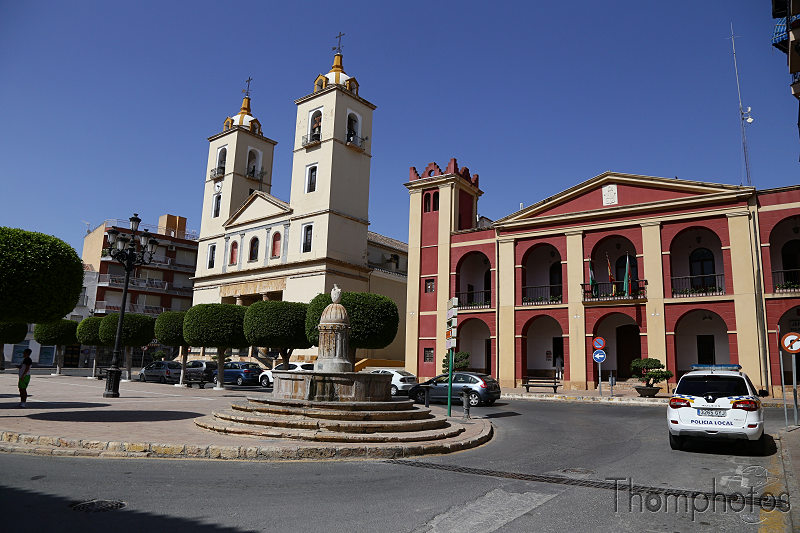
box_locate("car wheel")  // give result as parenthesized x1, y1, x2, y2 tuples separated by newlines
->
(261, 376, 271, 388)
(159, 376, 166, 384)
(413, 389, 427, 404)
(236, 376, 244, 386)
(390, 385, 398, 396)
(486, 399, 496, 406)
(139, 373, 146, 382)
(212, 375, 218, 385)
(468, 391, 482, 407)
(669, 433, 683, 451)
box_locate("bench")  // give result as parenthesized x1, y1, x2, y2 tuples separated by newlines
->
(522, 373, 561, 393)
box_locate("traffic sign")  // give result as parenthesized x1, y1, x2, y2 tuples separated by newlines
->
(446, 338, 457, 350)
(593, 337, 606, 350)
(782, 332, 800, 354)
(592, 350, 607, 363)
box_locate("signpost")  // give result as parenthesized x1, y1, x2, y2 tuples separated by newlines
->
(446, 297, 458, 417)
(781, 330, 800, 427)
(593, 348, 607, 396)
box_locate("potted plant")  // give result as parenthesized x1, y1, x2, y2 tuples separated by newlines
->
(630, 358, 673, 397)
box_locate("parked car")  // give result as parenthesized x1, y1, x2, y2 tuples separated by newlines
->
(408, 372, 501, 407)
(184, 360, 217, 383)
(667, 364, 768, 452)
(212, 362, 263, 386)
(369, 369, 417, 396)
(259, 362, 315, 388)
(139, 361, 182, 384)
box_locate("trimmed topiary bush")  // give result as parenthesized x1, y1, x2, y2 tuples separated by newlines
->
(244, 301, 310, 368)
(0, 227, 84, 323)
(305, 292, 399, 355)
(34, 319, 79, 373)
(0, 322, 28, 370)
(76, 317, 104, 346)
(155, 311, 187, 348)
(630, 357, 674, 388)
(99, 313, 156, 348)
(183, 304, 247, 389)
(442, 351, 471, 373)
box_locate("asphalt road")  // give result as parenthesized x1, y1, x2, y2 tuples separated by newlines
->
(0, 400, 792, 532)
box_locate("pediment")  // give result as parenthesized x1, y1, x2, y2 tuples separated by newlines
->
(224, 192, 292, 228)
(495, 172, 752, 227)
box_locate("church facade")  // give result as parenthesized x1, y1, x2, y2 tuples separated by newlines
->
(404, 161, 800, 395)
(192, 54, 407, 364)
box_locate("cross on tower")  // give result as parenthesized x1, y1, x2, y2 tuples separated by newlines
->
(243, 76, 253, 97)
(332, 32, 345, 54)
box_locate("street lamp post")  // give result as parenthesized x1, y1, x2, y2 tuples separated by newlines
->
(102, 213, 158, 398)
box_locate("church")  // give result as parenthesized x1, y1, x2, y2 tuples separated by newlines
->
(192, 52, 408, 365)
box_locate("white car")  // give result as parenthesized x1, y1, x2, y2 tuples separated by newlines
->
(667, 364, 768, 452)
(370, 369, 418, 396)
(259, 362, 314, 388)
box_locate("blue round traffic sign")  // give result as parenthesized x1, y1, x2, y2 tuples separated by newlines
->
(593, 337, 606, 350)
(592, 350, 607, 363)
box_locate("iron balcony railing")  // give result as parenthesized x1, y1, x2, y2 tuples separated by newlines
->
(345, 132, 366, 149)
(210, 166, 225, 178)
(521, 285, 563, 306)
(301, 133, 321, 146)
(792, 72, 800, 85)
(95, 301, 166, 316)
(97, 274, 192, 295)
(455, 290, 491, 309)
(100, 220, 199, 241)
(102, 254, 197, 272)
(774, 269, 800, 293)
(671, 274, 725, 298)
(582, 279, 647, 302)
(246, 168, 267, 180)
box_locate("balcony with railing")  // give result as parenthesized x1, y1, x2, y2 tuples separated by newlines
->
(210, 166, 225, 179)
(94, 301, 166, 316)
(97, 274, 192, 295)
(521, 285, 563, 306)
(301, 133, 321, 147)
(455, 290, 491, 310)
(670, 274, 725, 298)
(246, 168, 267, 180)
(100, 220, 199, 241)
(345, 132, 367, 150)
(582, 279, 647, 303)
(773, 270, 800, 294)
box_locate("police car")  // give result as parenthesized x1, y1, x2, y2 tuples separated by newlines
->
(667, 364, 769, 452)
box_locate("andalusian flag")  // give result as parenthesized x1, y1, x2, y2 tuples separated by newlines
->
(623, 254, 631, 297)
(606, 255, 615, 295)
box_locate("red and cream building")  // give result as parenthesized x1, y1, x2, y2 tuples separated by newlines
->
(404, 160, 800, 395)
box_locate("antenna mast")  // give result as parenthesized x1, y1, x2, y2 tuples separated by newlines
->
(730, 23, 754, 187)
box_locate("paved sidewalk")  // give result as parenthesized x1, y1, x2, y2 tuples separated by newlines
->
(0, 374, 490, 460)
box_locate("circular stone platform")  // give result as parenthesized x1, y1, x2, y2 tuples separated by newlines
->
(272, 370, 391, 402)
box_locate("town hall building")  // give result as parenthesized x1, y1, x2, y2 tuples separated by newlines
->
(404, 160, 800, 396)
(192, 53, 408, 364)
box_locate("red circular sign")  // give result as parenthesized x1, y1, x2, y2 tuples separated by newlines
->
(593, 337, 606, 350)
(782, 332, 800, 354)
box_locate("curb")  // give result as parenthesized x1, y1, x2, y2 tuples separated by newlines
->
(502, 392, 793, 408)
(0, 421, 492, 462)
(777, 429, 800, 531)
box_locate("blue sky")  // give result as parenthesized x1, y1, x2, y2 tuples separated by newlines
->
(0, 1, 796, 253)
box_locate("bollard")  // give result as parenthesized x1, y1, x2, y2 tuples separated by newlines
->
(424, 386, 430, 408)
(461, 387, 471, 419)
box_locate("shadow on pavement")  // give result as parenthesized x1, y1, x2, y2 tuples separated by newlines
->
(0, 484, 254, 532)
(680, 434, 778, 458)
(27, 410, 203, 423)
(481, 411, 521, 419)
(0, 402, 112, 410)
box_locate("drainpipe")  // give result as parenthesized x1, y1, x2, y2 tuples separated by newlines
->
(749, 198, 770, 392)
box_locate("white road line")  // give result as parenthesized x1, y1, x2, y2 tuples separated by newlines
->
(416, 488, 556, 533)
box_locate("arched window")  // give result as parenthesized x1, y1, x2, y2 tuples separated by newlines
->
(549, 261, 562, 299)
(306, 165, 317, 193)
(229, 241, 238, 265)
(689, 248, 715, 289)
(423, 193, 431, 213)
(217, 148, 227, 171)
(781, 239, 800, 285)
(271, 232, 281, 258)
(247, 150, 257, 177)
(432, 191, 439, 211)
(310, 110, 322, 141)
(249, 237, 259, 262)
(347, 113, 359, 143)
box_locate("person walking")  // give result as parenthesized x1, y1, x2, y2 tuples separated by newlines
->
(18, 348, 32, 407)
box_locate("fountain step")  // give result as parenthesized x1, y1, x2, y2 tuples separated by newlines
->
(245, 396, 416, 412)
(212, 409, 448, 434)
(195, 416, 465, 443)
(233, 402, 434, 421)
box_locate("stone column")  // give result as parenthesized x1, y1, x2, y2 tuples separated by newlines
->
(566, 230, 586, 390)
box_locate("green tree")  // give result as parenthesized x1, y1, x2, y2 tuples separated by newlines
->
(155, 311, 188, 383)
(0, 227, 83, 323)
(630, 357, 674, 388)
(183, 304, 248, 390)
(305, 292, 399, 363)
(244, 301, 310, 369)
(0, 322, 28, 370)
(442, 351, 470, 374)
(99, 313, 155, 380)
(33, 319, 79, 374)
(76, 316, 105, 373)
